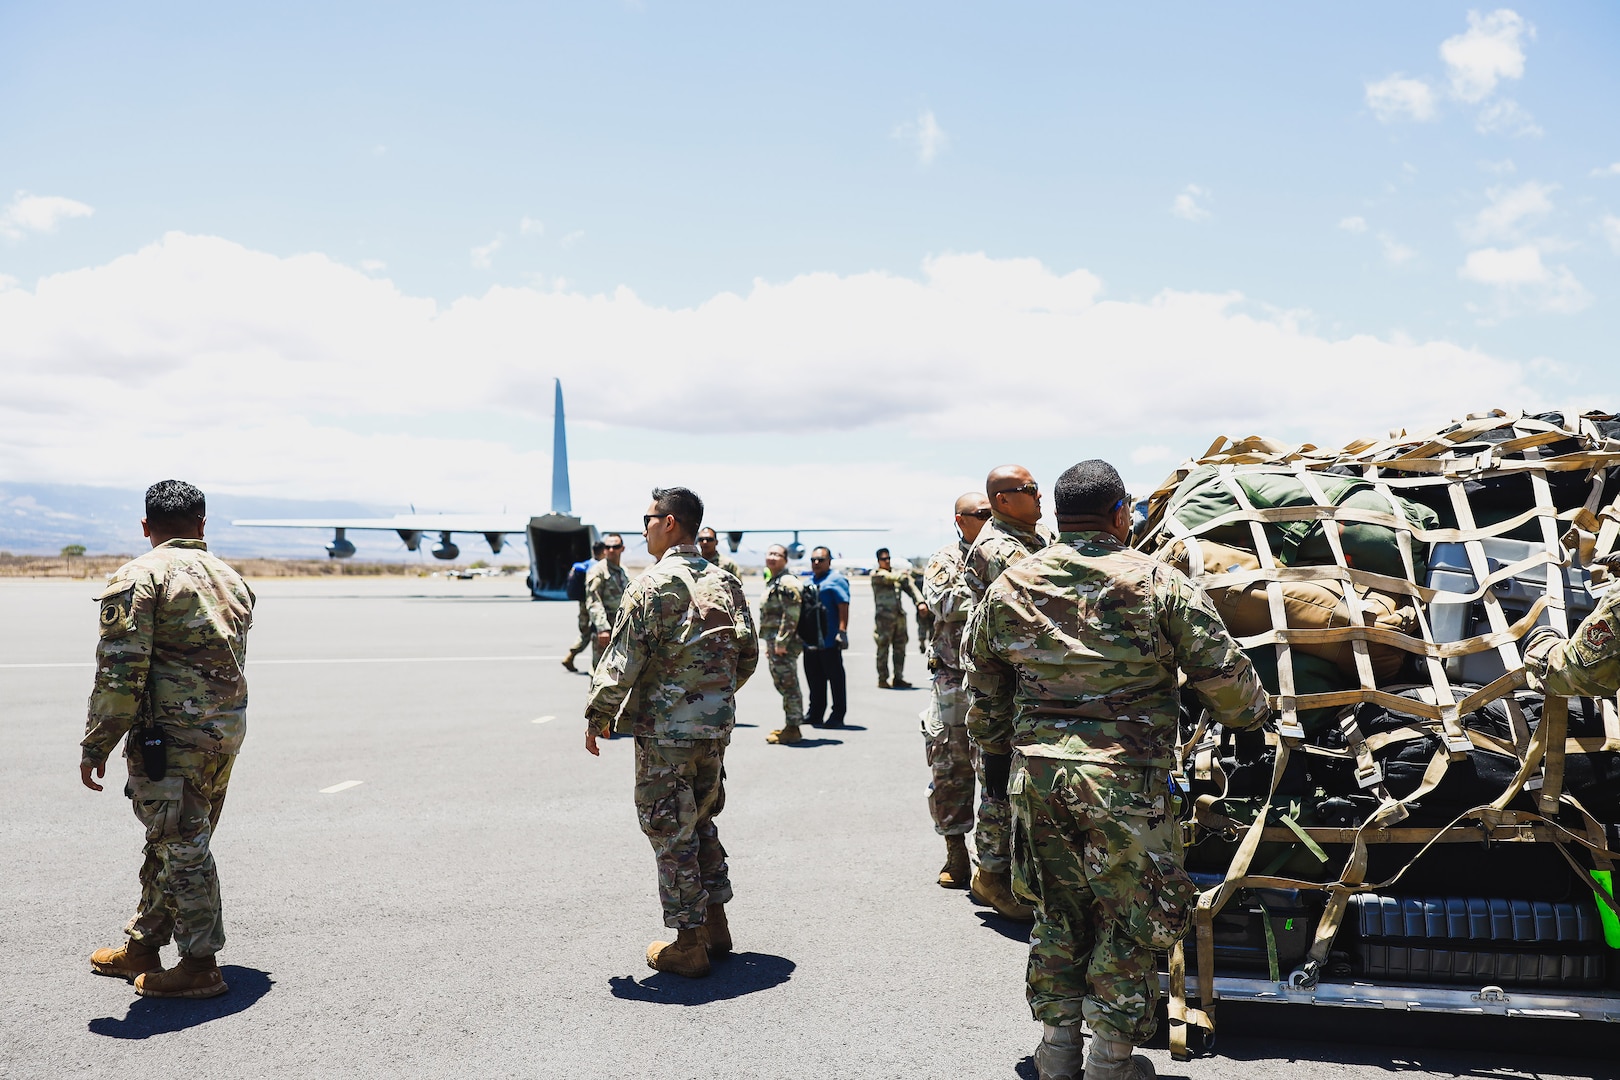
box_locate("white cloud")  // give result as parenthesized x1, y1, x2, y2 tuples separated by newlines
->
(1365, 76, 1438, 123)
(1459, 244, 1590, 314)
(1474, 97, 1541, 137)
(0, 192, 94, 239)
(471, 235, 504, 268)
(1441, 9, 1533, 103)
(1379, 233, 1417, 265)
(1592, 163, 1620, 179)
(519, 216, 544, 236)
(0, 274, 17, 290)
(893, 109, 949, 166)
(559, 230, 585, 248)
(1600, 215, 1620, 255)
(1338, 216, 1368, 233)
(1479, 158, 1516, 174)
(1130, 445, 1174, 466)
(359, 259, 387, 273)
(1171, 184, 1212, 222)
(1464, 180, 1556, 242)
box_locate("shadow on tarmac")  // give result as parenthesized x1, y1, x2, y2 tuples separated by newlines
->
(608, 952, 794, 1005)
(87, 966, 274, 1039)
(781, 738, 843, 748)
(972, 911, 1032, 943)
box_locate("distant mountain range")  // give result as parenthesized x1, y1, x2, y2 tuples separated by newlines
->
(0, 482, 428, 560)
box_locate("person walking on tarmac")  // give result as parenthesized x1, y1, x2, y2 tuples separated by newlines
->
(585, 533, 630, 673)
(920, 491, 992, 889)
(803, 547, 851, 728)
(959, 464, 1056, 921)
(80, 480, 255, 1000)
(563, 540, 607, 672)
(965, 460, 1268, 1080)
(696, 527, 743, 579)
(584, 487, 758, 978)
(870, 547, 927, 688)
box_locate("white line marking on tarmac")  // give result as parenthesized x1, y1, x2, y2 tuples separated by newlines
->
(320, 780, 364, 794)
(0, 655, 561, 670)
(532, 715, 556, 724)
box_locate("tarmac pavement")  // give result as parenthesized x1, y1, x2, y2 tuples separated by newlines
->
(1, 573, 1615, 1079)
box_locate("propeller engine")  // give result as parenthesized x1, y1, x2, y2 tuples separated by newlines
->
(726, 531, 744, 553)
(431, 532, 460, 560)
(326, 528, 356, 559)
(484, 532, 506, 554)
(396, 529, 422, 552)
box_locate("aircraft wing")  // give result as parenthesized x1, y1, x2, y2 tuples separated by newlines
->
(231, 515, 532, 533)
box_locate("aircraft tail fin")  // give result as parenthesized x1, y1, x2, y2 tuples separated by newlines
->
(551, 378, 573, 514)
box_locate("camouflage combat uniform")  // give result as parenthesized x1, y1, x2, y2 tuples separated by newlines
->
(758, 569, 805, 725)
(585, 544, 758, 930)
(964, 530, 1268, 1044)
(921, 539, 977, 836)
(913, 567, 935, 656)
(585, 559, 630, 672)
(1525, 588, 1620, 696)
(958, 512, 1056, 873)
(81, 539, 254, 960)
(712, 554, 742, 579)
(870, 564, 923, 685)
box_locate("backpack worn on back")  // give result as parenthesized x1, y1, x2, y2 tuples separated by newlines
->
(796, 575, 825, 648)
(565, 564, 588, 602)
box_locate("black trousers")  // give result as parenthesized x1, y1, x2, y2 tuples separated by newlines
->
(803, 647, 847, 726)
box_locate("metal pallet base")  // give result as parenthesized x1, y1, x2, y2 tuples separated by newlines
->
(1170, 974, 1620, 1021)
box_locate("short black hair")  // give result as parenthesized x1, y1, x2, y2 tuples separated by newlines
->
(145, 480, 206, 528)
(696, 527, 718, 541)
(875, 547, 890, 559)
(592, 540, 606, 555)
(810, 545, 832, 560)
(650, 486, 704, 536)
(1054, 460, 1126, 519)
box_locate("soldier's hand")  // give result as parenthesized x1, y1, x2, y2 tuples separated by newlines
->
(585, 730, 602, 756)
(595, 631, 610, 649)
(81, 760, 105, 791)
(773, 642, 788, 657)
(917, 602, 929, 616)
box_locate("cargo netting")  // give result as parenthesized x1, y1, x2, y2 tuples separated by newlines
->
(1139, 409, 1620, 1056)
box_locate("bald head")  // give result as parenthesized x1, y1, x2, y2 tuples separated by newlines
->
(986, 464, 1042, 527)
(954, 490, 992, 544)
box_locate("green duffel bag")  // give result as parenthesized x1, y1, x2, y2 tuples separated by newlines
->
(1166, 465, 1437, 581)
(1244, 646, 1349, 738)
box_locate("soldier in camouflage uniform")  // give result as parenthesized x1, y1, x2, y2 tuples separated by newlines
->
(758, 543, 806, 745)
(697, 527, 744, 579)
(921, 492, 993, 889)
(585, 487, 758, 979)
(80, 480, 254, 1001)
(965, 460, 1269, 1080)
(1524, 584, 1620, 696)
(563, 541, 606, 672)
(913, 564, 935, 657)
(958, 464, 1057, 920)
(870, 547, 926, 688)
(586, 533, 630, 673)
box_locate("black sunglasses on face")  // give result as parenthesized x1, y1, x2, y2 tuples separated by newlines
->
(810, 556, 830, 563)
(603, 543, 624, 550)
(643, 514, 667, 529)
(959, 508, 993, 520)
(1004, 481, 1040, 497)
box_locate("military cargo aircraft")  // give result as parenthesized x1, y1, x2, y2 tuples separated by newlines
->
(235, 379, 882, 598)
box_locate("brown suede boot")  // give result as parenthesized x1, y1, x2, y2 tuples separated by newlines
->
(646, 927, 711, 978)
(766, 725, 802, 744)
(90, 939, 163, 982)
(971, 867, 1036, 921)
(135, 954, 229, 999)
(937, 834, 971, 889)
(705, 904, 732, 955)
(561, 652, 579, 673)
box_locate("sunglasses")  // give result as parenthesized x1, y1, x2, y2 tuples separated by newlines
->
(643, 514, 668, 529)
(959, 508, 993, 520)
(1005, 481, 1040, 497)
(603, 543, 624, 550)
(810, 556, 830, 563)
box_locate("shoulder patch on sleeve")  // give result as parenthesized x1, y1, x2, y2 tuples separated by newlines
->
(96, 581, 138, 638)
(1580, 617, 1615, 658)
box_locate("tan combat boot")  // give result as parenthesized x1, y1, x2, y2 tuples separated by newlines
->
(937, 834, 971, 889)
(1085, 1036, 1156, 1080)
(1033, 1022, 1086, 1080)
(134, 954, 229, 999)
(561, 651, 579, 673)
(90, 939, 163, 982)
(766, 725, 802, 745)
(877, 678, 892, 689)
(705, 903, 732, 955)
(646, 927, 711, 978)
(970, 867, 1035, 921)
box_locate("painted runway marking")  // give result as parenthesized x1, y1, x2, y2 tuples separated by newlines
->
(320, 780, 364, 794)
(532, 715, 556, 724)
(0, 655, 560, 669)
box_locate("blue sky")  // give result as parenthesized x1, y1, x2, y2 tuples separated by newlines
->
(2, 4, 1618, 558)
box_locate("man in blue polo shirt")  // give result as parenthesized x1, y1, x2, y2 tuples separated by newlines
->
(803, 546, 851, 728)
(561, 540, 605, 672)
